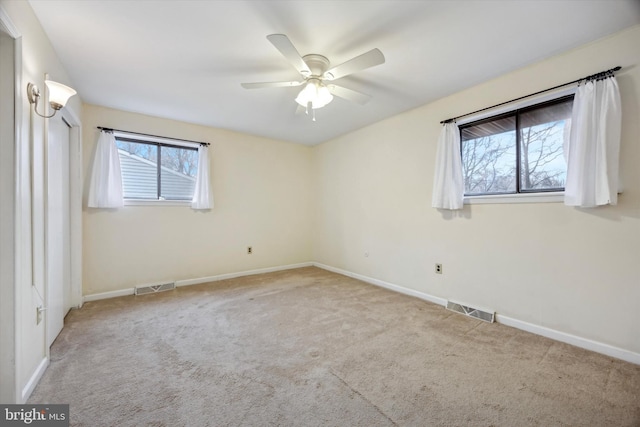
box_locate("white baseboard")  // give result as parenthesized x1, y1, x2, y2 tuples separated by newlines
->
(313, 262, 448, 307)
(314, 262, 640, 365)
(175, 262, 314, 287)
(21, 357, 48, 403)
(83, 262, 314, 302)
(83, 288, 134, 302)
(496, 314, 640, 365)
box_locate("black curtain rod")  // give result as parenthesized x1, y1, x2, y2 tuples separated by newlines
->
(97, 126, 210, 146)
(440, 66, 621, 124)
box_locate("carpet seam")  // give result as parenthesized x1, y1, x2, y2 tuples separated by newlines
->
(328, 368, 398, 426)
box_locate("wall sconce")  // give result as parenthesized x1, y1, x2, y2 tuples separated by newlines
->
(27, 80, 76, 118)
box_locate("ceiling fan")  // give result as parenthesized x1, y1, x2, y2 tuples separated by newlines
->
(241, 34, 385, 120)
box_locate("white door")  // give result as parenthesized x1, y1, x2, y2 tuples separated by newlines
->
(0, 20, 17, 403)
(46, 114, 72, 346)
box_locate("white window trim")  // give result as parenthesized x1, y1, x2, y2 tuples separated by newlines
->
(123, 199, 192, 207)
(464, 192, 564, 205)
(459, 86, 575, 205)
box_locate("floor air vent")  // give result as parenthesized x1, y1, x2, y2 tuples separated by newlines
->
(134, 282, 176, 296)
(446, 301, 495, 323)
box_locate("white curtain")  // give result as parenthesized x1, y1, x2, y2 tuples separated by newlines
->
(564, 77, 622, 207)
(191, 145, 213, 210)
(432, 122, 464, 210)
(88, 131, 124, 208)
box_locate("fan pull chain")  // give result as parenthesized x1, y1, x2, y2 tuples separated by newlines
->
(303, 101, 316, 122)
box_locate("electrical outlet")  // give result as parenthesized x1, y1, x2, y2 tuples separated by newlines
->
(435, 263, 443, 274)
(247, 246, 252, 255)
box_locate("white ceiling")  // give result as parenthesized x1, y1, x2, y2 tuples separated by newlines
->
(29, 0, 640, 146)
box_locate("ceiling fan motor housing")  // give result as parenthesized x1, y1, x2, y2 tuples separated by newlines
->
(302, 54, 331, 79)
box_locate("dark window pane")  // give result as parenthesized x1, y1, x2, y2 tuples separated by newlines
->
(519, 99, 572, 191)
(460, 115, 517, 195)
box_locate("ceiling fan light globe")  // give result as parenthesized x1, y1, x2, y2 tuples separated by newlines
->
(295, 79, 333, 109)
(313, 85, 333, 109)
(295, 80, 318, 107)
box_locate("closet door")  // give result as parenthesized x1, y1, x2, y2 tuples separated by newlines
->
(46, 114, 72, 346)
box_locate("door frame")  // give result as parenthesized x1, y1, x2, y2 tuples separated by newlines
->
(58, 108, 82, 311)
(0, 5, 22, 404)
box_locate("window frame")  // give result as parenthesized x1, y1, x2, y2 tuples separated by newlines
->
(457, 88, 575, 204)
(113, 132, 200, 205)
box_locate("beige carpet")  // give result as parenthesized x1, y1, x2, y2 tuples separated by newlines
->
(29, 267, 640, 426)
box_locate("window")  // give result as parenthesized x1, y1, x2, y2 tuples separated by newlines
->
(459, 95, 573, 196)
(115, 137, 199, 201)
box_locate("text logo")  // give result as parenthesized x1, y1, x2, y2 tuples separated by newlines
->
(0, 405, 69, 427)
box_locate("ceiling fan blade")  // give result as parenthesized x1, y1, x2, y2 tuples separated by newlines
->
(323, 48, 385, 80)
(266, 34, 311, 77)
(328, 84, 372, 105)
(241, 81, 304, 89)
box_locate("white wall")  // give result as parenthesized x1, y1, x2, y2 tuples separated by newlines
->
(82, 105, 313, 295)
(0, 0, 82, 402)
(312, 25, 640, 357)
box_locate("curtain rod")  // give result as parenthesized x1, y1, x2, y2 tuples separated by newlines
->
(97, 126, 210, 146)
(440, 65, 621, 124)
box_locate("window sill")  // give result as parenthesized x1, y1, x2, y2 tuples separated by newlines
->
(124, 199, 192, 207)
(464, 192, 564, 205)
